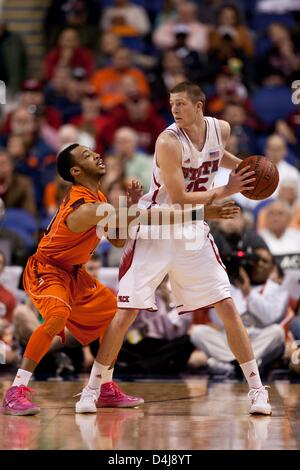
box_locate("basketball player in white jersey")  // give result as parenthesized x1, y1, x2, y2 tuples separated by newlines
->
(79, 81, 272, 415)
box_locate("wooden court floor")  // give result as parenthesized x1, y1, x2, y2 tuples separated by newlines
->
(0, 378, 300, 450)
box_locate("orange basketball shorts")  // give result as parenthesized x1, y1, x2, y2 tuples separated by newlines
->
(23, 254, 117, 345)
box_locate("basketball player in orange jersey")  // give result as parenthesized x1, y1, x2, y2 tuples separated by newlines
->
(105, 82, 272, 415)
(2, 142, 240, 416)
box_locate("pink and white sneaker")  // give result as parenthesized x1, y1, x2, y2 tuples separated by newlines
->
(96, 382, 144, 408)
(2, 385, 40, 416)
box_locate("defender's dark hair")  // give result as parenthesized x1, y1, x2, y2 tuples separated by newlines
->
(56, 143, 79, 183)
(170, 81, 206, 105)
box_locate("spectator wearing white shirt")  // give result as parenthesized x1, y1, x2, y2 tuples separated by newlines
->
(260, 200, 300, 299)
(265, 134, 300, 199)
(190, 248, 288, 376)
(259, 201, 300, 255)
(153, 1, 211, 54)
(101, 0, 151, 37)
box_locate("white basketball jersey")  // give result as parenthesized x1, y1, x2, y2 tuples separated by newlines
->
(139, 117, 224, 209)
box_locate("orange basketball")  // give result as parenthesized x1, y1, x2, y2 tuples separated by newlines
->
(237, 156, 279, 200)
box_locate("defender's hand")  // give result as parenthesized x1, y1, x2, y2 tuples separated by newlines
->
(226, 165, 256, 196)
(126, 180, 143, 207)
(204, 197, 240, 220)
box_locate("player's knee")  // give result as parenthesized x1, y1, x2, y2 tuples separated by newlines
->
(113, 309, 138, 330)
(41, 314, 68, 338)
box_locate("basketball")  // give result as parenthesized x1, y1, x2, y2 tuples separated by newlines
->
(237, 156, 279, 200)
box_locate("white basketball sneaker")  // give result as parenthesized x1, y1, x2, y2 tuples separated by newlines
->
(248, 386, 272, 415)
(75, 386, 98, 413)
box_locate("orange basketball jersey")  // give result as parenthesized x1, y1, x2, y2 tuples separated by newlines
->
(38, 184, 107, 268)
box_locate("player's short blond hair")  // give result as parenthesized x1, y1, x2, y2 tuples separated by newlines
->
(170, 81, 206, 105)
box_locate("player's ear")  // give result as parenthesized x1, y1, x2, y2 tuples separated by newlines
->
(70, 166, 80, 179)
(197, 100, 203, 112)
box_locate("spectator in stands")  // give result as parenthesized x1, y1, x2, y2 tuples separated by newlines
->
(222, 102, 256, 155)
(153, 1, 211, 54)
(256, 180, 299, 231)
(106, 127, 153, 191)
(2, 107, 56, 209)
(117, 276, 194, 375)
(209, 4, 254, 57)
(0, 19, 27, 94)
(206, 70, 249, 117)
(260, 201, 300, 299)
(46, 67, 90, 123)
(101, 0, 151, 38)
(6, 134, 28, 167)
(44, 27, 95, 81)
(155, 0, 179, 27)
(0, 250, 17, 323)
(260, 201, 300, 255)
(43, 174, 71, 217)
(19, 79, 62, 129)
(0, 150, 37, 216)
(149, 50, 187, 120)
(70, 88, 109, 154)
(101, 156, 125, 195)
(102, 78, 166, 153)
(95, 32, 121, 68)
(190, 247, 288, 377)
(257, 23, 300, 84)
(91, 47, 150, 110)
(44, 0, 100, 51)
(211, 207, 269, 282)
(3, 79, 62, 134)
(265, 134, 300, 197)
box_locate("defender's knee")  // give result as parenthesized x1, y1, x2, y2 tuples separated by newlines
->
(42, 307, 70, 338)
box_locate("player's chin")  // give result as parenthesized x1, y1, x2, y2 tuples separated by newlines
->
(97, 167, 106, 175)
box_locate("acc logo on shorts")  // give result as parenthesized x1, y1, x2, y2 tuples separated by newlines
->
(118, 296, 130, 303)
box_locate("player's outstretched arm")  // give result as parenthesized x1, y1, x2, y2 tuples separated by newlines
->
(156, 133, 256, 204)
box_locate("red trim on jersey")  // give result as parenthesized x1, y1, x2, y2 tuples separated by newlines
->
(208, 233, 227, 271)
(147, 172, 161, 208)
(118, 226, 140, 281)
(178, 297, 232, 315)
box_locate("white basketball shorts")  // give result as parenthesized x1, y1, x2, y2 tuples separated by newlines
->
(117, 224, 231, 313)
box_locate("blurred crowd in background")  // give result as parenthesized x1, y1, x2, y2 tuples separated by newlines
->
(0, 0, 300, 381)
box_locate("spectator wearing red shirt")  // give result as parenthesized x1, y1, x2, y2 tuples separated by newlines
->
(103, 89, 166, 154)
(44, 27, 95, 81)
(70, 88, 109, 154)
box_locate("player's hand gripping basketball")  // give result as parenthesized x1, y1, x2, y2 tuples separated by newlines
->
(126, 180, 143, 207)
(225, 165, 256, 196)
(204, 195, 240, 220)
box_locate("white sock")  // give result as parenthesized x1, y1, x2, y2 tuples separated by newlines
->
(12, 369, 32, 387)
(240, 359, 263, 389)
(87, 361, 113, 391)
